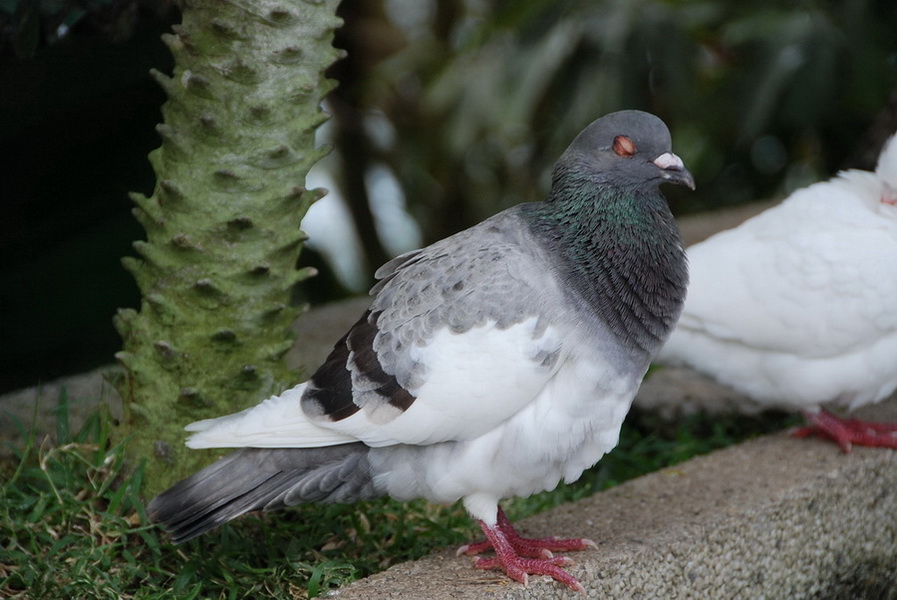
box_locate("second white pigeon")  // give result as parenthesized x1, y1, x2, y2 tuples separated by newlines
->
(658, 133, 897, 451)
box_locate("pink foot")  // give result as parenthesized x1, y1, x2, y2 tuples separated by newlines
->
(457, 507, 594, 593)
(792, 408, 897, 453)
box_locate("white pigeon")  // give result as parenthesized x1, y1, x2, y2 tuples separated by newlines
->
(148, 110, 694, 592)
(658, 133, 897, 452)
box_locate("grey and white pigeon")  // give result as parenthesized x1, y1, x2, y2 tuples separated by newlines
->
(147, 110, 693, 592)
(658, 133, 897, 452)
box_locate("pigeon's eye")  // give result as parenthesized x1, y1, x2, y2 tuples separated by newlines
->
(613, 136, 637, 158)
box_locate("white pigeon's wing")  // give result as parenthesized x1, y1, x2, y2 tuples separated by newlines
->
(679, 179, 897, 356)
(297, 207, 572, 447)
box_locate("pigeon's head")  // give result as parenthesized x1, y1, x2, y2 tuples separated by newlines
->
(555, 110, 695, 192)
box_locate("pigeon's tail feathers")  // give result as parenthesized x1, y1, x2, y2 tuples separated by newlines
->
(148, 444, 380, 543)
(184, 383, 358, 449)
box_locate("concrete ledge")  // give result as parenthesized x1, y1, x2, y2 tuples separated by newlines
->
(333, 401, 897, 599)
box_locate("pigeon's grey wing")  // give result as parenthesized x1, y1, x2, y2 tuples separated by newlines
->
(301, 207, 571, 447)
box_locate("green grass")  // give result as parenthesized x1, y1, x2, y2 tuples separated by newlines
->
(1, 389, 796, 599)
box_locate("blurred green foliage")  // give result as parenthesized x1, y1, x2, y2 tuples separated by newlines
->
(333, 0, 897, 242)
(5, 0, 896, 238)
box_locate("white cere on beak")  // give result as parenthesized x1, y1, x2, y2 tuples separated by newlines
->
(653, 152, 685, 170)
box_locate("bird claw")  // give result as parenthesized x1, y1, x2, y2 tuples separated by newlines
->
(795, 408, 897, 453)
(460, 539, 554, 559)
(460, 509, 595, 558)
(460, 507, 593, 593)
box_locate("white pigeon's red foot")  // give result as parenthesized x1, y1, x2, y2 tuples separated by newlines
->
(458, 507, 594, 593)
(791, 408, 897, 452)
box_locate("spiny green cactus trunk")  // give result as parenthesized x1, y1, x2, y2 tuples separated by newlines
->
(115, 0, 343, 493)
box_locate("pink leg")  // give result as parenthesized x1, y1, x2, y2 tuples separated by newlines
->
(457, 507, 594, 593)
(791, 408, 897, 453)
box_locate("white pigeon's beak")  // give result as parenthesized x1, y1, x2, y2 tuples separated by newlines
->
(654, 152, 695, 190)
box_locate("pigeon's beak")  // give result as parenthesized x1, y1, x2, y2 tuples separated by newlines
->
(653, 152, 695, 190)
